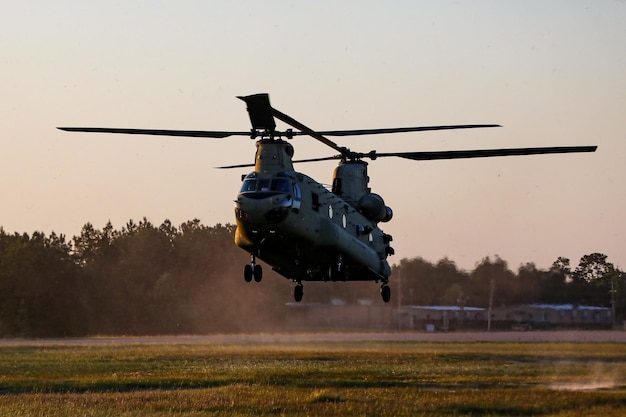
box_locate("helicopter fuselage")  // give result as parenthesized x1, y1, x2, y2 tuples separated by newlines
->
(233, 139, 393, 285)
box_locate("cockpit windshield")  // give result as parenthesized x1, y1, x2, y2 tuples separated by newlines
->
(240, 177, 292, 194)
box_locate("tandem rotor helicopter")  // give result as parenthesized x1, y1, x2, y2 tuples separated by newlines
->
(59, 93, 597, 303)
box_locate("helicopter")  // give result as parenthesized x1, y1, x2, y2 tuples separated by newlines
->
(59, 93, 597, 303)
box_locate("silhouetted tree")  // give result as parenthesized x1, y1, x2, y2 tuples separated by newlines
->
(513, 263, 543, 304)
(468, 256, 515, 308)
(0, 229, 87, 336)
(572, 253, 614, 306)
(392, 257, 468, 306)
(546, 257, 572, 303)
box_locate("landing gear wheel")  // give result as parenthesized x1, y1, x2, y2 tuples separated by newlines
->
(253, 264, 263, 282)
(381, 284, 391, 303)
(244, 264, 253, 282)
(294, 284, 304, 303)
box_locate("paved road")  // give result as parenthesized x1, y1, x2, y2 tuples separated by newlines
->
(1, 330, 625, 346)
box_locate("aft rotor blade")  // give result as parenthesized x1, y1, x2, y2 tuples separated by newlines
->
(57, 127, 251, 138)
(292, 155, 342, 164)
(315, 124, 501, 136)
(376, 146, 598, 161)
(216, 155, 341, 169)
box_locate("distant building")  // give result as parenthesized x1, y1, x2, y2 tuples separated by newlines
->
(490, 304, 612, 330)
(285, 299, 393, 330)
(285, 301, 613, 331)
(399, 305, 485, 331)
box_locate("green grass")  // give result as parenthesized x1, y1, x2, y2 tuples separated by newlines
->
(0, 339, 625, 416)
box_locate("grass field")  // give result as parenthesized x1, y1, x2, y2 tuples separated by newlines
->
(0, 336, 625, 416)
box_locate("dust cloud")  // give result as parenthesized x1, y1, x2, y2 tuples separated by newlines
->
(548, 362, 623, 391)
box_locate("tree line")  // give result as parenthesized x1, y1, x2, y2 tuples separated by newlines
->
(394, 254, 625, 319)
(0, 219, 290, 337)
(0, 219, 623, 337)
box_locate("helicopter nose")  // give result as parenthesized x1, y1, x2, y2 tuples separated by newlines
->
(235, 193, 292, 224)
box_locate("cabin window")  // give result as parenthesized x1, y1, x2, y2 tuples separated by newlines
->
(332, 178, 342, 195)
(311, 193, 320, 211)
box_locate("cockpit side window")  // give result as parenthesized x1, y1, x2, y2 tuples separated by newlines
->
(292, 183, 301, 200)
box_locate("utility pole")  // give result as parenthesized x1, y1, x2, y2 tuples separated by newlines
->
(611, 273, 616, 329)
(610, 266, 620, 329)
(397, 267, 402, 330)
(457, 292, 466, 330)
(487, 277, 495, 332)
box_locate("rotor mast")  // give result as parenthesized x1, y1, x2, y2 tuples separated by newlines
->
(238, 94, 296, 173)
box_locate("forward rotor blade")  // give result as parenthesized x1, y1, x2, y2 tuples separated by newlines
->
(216, 162, 256, 169)
(314, 124, 501, 136)
(237, 94, 276, 132)
(270, 107, 349, 156)
(376, 146, 597, 161)
(57, 127, 251, 138)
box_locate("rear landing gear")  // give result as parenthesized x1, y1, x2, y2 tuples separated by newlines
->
(253, 264, 263, 282)
(244, 256, 263, 283)
(294, 283, 304, 302)
(381, 284, 391, 303)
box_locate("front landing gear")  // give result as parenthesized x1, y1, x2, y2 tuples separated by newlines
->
(380, 284, 391, 303)
(244, 256, 263, 283)
(294, 283, 304, 303)
(329, 261, 348, 282)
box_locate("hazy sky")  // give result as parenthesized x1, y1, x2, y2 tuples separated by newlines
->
(1, 1, 625, 271)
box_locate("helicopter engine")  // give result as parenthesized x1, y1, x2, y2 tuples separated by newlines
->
(331, 161, 392, 223)
(358, 193, 393, 223)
